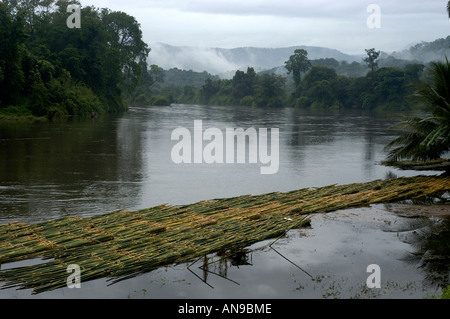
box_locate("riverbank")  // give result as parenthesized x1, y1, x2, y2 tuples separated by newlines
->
(0, 106, 40, 121)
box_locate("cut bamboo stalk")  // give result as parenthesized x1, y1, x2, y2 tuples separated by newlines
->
(0, 175, 449, 294)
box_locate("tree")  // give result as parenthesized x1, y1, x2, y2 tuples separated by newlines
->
(231, 67, 256, 101)
(254, 73, 287, 107)
(363, 48, 380, 73)
(0, 0, 150, 116)
(384, 57, 450, 161)
(298, 66, 339, 109)
(447, 1, 450, 18)
(372, 67, 407, 107)
(200, 78, 220, 104)
(301, 66, 337, 91)
(0, 1, 27, 106)
(284, 49, 311, 87)
(102, 9, 150, 91)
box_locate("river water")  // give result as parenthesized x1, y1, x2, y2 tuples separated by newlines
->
(0, 104, 448, 299)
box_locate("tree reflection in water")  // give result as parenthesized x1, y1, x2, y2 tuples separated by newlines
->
(401, 216, 450, 289)
(388, 194, 450, 290)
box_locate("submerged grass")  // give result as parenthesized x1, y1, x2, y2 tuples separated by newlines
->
(0, 175, 449, 294)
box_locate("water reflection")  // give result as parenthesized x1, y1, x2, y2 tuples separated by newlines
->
(0, 105, 441, 222)
(188, 250, 254, 289)
(1, 105, 449, 298)
(398, 216, 450, 288)
(181, 206, 450, 298)
(0, 115, 145, 223)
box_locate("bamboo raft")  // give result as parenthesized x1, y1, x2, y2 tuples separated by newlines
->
(1, 175, 449, 294)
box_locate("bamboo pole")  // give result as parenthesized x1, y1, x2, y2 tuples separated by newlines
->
(0, 175, 449, 294)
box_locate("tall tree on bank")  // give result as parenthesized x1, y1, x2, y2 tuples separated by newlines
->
(284, 49, 311, 88)
(363, 48, 381, 73)
(102, 9, 150, 93)
(0, 2, 27, 106)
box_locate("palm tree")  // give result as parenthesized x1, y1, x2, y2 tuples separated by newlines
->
(384, 57, 450, 162)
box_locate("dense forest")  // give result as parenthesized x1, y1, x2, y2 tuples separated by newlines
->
(146, 53, 426, 110)
(0, 0, 447, 118)
(145, 37, 450, 110)
(0, 0, 150, 118)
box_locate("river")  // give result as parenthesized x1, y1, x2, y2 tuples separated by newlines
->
(0, 104, 448, 298)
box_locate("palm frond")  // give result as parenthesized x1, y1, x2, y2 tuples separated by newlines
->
(385, 57, 450, 162)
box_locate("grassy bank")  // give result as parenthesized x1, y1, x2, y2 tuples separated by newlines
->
(0, 106, 39, 121)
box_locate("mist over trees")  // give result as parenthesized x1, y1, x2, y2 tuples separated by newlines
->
(148, 47, 429, 111)
(1, 0, 448, 115)
(142, 36, 450, 110)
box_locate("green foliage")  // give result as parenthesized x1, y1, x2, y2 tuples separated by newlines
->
(385, 57, 450, 161)
(64, 83, 105, 116)
(441, 285, 450, 299)
(162, 68, 217, 89)
(240, 95, 255, 106)
(284, 49, 312, 87)
(232, 67, 256, 100)
(125, 47, 433, 112)
(294, 66, 338, 109)
(404, 36, 450, 62)
(363, 48, 381, 73)
(0, 2, 27, 106)
(151, 95, 170, 106)
(0, 105, 33, 119)
(0, 0, 150, 118)
(195, 70, 287, 107)
(254, 73, 287, 107)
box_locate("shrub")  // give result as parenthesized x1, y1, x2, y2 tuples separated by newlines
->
(151, 95, 171, 106)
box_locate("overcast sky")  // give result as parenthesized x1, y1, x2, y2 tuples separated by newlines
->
(80, 0, 449, 55)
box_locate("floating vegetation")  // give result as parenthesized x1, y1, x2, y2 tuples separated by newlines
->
(0, 175, 449, 294)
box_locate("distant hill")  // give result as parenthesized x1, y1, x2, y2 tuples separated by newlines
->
(148, 37, 450, 78)
(389, 36, 450, 63)
(149, 43, 362, 76)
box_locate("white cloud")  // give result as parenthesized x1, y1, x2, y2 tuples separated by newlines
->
(150, 43, 240, 74)
(79, 0, 450, 55)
